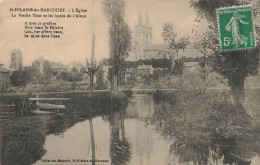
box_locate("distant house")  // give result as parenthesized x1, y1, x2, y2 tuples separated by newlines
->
(137, 64, 153, 77)
(125, 67, 137, 81)
(0, 65, 10, 91)
(183, 62, 200, 73)
(178, 45, 204, 59)
(51, 62, 67, 73)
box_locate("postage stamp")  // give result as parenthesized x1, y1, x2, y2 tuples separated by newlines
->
(217, 6, 255, 51)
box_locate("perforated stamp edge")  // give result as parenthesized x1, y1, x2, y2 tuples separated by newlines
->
(216, 5, 256, 52)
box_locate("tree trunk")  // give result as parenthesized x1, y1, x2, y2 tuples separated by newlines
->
(89, 74, 94, 97)
(230, 85, 253, 117)
(113, 75, 118, 95)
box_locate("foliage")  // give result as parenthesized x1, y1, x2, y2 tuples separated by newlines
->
(56, 69, 82, 82)
(162, 22, 190, 59)
(162, 23, 177, 42)
(80, 66, 86, 74)
(189, 0, 260, 105)
(56, 72, 69, 81)
(95, 66, 106, 90)
(10, 66, 34, 87)
(126, 58, 171, 69)
(103, 0, 132, 87)
(150, 89, 260, 164)
(69, 67, 82, 81)
(172, 59, 184, 75)
(190, 0, 248, 26)
(43, 61, 52, 78)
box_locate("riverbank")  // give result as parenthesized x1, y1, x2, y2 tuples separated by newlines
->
(0, 91, 128, 164)
(150, 88, 260, 164)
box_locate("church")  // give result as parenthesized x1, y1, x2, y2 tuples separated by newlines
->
(128, 13, 175, 61)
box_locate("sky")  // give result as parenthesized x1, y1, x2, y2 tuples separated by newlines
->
(0, 0, 259, 68)
(0, 0, 198, 68)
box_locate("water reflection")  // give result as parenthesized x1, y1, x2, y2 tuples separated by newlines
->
(151, 90, 260, 165)
(32, 94, 174, 165)
(108, 110, 131, 165)
(2, 93, 259, 165)
(89, 118, 96, 165)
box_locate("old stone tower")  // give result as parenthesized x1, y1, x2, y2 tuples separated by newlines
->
(9, 49, 22, 71)
(134, 13, 152, 60)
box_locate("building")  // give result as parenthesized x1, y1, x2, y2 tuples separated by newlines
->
(137, 64, 153, 77)
(51, 62, 67, 73)
(129, 13, 175, 61)
(183, 62, 200, 73)
(10, 49, 22, 71)
(178, 45, 204, 59)
(0, 64, 10, 92)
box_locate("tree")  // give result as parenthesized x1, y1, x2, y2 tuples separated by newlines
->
(96, 66, 106, 90)
(162, 23, 177, 42)
(190, 0, 260, 107)
(56, 71, 69, 81)
(172, 60, 184, 76)
(69, 67, 82, 81)
(103, 0, 132, 95)
(80, 66, 86, 74)
(43, 61, 52, 78)
(31, 60, 42, 86)
(10, 66, 34, 87)
(84, 60, 99, 96)
(162, 23, 190, 60)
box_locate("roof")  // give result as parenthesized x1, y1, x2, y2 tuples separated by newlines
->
(51, 63, 65, 69)
(183, 62, 199, 67)
(144, 44, 169, 51)
(0, 67, 9, 73)
(137, 64, 153, 69)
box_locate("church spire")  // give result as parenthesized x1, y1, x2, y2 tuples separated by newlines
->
(138, 12, 143, 26)
(145, 11, 149, 26)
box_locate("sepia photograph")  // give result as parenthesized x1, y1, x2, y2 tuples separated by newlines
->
(0, 0, 260, 164)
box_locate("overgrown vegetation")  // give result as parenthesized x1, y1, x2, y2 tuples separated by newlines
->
(151, 89, 260, 164)
(190, 0, 260, 106)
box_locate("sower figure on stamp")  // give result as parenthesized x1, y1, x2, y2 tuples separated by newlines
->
(225, 11, 249, 47)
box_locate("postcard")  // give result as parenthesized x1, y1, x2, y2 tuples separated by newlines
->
(0, 0, 260, 164)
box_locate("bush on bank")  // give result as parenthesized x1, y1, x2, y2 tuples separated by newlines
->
(151, 88, 260, 163)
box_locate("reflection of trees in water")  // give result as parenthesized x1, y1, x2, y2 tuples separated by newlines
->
(126, 95, 155, 119)
(134, 119, 153, 165)
(151, 90, 260, 165)
(109, 110, 132, 165)
(89, 118, 96, 165)
(0, 94, 129, 165)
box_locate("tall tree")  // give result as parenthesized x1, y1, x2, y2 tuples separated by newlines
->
(162, 22, 190, 60)
(190, 0, 260, 108)
(31, 60, 41, 86)
(103, 0, 132, 95)
(10, 66, 34, 87)
(43, 61, 52, 78)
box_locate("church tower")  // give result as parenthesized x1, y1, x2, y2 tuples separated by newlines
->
(134, 12, 152, 60)
(10, 49, 22, 71)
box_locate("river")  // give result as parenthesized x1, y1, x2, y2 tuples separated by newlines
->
(1, 92, 260, 165)
(31, 93, 259, 165)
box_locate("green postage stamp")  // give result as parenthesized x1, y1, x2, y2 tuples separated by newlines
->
(217, 6, 255, 51)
